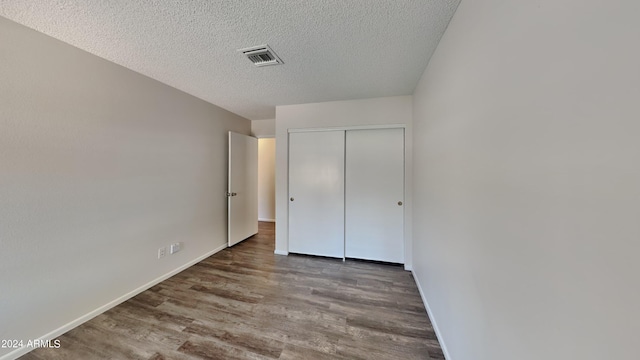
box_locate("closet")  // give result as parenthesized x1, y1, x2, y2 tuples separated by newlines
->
(288, 127, 404, 263)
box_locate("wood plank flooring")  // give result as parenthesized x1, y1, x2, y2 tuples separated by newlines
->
(20, 222, 444, 359)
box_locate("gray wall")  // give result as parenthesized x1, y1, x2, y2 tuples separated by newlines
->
(0, 17, 249, 358)
(251, 119, 276, 138)
(412, 1, 640, 359)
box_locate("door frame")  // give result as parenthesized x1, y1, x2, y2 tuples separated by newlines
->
(285, 124, 409, 266)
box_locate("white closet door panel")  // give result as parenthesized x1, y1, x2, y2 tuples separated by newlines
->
(346, 128, 404, 263)
(288, 131, 345, 258)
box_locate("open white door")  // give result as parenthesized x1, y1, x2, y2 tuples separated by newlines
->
(228, 132, 258, 247)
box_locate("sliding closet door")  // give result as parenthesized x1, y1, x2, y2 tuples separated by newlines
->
(288, 131, 345, 258)
(345, 128, 404, 263)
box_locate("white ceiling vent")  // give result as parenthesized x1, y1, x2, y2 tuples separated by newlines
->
(238, 44, 283, 67)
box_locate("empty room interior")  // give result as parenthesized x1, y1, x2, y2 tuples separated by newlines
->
(1, 1, 639, 360)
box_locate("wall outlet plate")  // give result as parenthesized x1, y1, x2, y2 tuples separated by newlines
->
(170, 242, 181, 254)
(158, 247, 166, 259)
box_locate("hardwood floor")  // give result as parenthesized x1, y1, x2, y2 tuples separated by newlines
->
(20, 222, 444, 360)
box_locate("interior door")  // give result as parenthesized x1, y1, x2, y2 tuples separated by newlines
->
(345, 128, 404, 263)
(288, 131, 345, 258)
(228, 132, 258, 247)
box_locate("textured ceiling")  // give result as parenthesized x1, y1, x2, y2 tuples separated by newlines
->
(0, 0, 460, 120)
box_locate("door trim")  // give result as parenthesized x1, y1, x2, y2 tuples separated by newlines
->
(288, 124, 406, 133)
(286, 127, 406, 262)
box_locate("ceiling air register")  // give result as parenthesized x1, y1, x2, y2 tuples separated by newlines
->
(238, 44, 283, 67)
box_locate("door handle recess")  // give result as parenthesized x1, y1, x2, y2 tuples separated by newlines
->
(227, 192, 238, 197)
(290, 197, 294, 201)
(398, 201, 403, 206)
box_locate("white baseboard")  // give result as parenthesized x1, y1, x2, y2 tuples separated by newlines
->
(412, 270, 452, 360)
(274, 249, 288, 256)
(258, 218, 275, 222)
(1, 243, 228, 360)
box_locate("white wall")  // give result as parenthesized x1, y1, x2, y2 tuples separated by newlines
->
(275, 96, 413, 268)
(251, 119, 275, 138)
(258, 138, 276, 222)
(0, 17, 250, 359)
(412, 1, 640, 359)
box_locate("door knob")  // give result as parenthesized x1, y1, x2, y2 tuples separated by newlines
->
(397, 201, 403, 206)
(290, 197, 294, 201)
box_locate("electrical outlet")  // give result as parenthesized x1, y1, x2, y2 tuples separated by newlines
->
(158, 247, 166, 259)
(170, 242, 182, 254)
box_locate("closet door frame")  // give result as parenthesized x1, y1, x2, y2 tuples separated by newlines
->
(287, 124, 408, 264)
